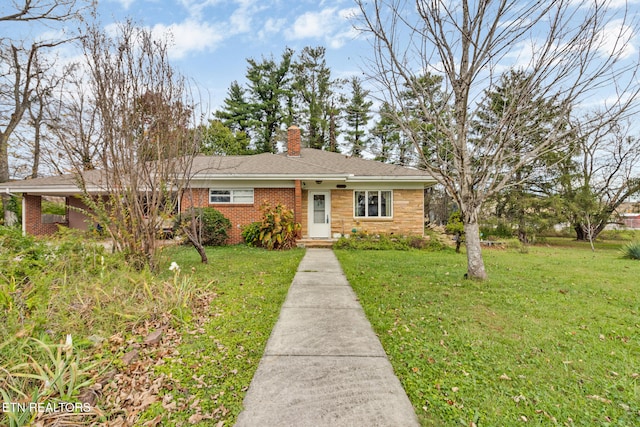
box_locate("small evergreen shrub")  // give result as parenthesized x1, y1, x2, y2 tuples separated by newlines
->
(177, 207, 231, 246)
(480, 220, 514, 239)
(621, 241, 640, 260)
(446, 211, 465, 253)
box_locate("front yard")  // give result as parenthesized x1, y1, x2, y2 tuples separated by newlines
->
(336, 243, 640, 426)
(0, 227, 303, 426)
(2, 226, 638, 426)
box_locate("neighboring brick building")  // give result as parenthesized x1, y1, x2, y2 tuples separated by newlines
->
(3, 126, 436, 244)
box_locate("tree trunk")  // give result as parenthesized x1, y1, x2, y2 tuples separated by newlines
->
(517, 216, 528, 244)
(0, 131, 10, 186)
(575, 218, 609, 242)
(464, 220, 487, 280)
(182, 224, 208, 264)
(190, 238, 208, 264)
(1, 134, 10, 225)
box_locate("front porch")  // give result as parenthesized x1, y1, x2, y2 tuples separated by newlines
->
(296, 238, 337, 248)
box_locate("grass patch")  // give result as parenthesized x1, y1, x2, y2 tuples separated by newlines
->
(1, 225, 304, 426)
(335, 241, 640, 426)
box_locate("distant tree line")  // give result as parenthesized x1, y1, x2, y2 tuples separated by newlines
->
(207, 46, 377, 158)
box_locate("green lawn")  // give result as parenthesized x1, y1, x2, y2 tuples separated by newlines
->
(335, 243, 640, 426)
(3, 227, 639, 426)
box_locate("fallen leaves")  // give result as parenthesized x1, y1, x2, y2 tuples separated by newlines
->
(29, 291, 222, 426)
(586, 395, 612, 404)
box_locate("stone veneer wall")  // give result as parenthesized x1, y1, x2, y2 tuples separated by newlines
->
(301, 188, 425, 238)
(181, 187, 296, 244)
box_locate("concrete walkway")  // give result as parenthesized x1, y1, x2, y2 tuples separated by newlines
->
(235, 248, 419, 427)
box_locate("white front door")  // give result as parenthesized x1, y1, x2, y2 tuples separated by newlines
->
(308, 191, 331, 238)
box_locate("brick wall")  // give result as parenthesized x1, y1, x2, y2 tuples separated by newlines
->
(328, 189, 424, 237)
(23, 194, 65, 236)
(67, 196, 93, 231)
(181, 187, 296, 244)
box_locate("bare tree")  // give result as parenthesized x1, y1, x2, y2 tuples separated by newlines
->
(1, 0, 89, 224)
(0, 40, 68, 225)
(72, 21, 204, 269)
(356, 0, 640, 279)
(0, 0, 85, 23)
(563, 120, 640, 241)
(45, 66, 102, 174)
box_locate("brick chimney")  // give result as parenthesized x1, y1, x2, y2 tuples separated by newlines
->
(287, 125, 301, 157)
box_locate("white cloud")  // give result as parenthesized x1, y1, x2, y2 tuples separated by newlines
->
(287, 6, 360, 49)
(596, 18, 637, 60)
(258, 17, 286, 39)
(151, 19, 225, 59)
(571, 0, 640, 9)
(228, 0, 266, 34)
(111, 0, 136, 10)
(289, 8, 336, 39)
(178, 0, 224, 19)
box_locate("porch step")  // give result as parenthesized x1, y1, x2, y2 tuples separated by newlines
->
(296, 239, 337, 248)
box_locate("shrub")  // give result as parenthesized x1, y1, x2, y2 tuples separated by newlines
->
(445, 211, 465, 253)
(244, 202, 300, 250)
(600, 229, 640, 241)
(480, 220, 514, 239)
(41, 199, 66, 216)
(241, 221, 262, 247)
(334, 233, 446, 251)
(621, 241, 640, 260)
(177, 208, 231, 246)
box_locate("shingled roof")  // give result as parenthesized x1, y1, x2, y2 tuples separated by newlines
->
(2, 148, 434, 196)
(190, 148, 434, 182)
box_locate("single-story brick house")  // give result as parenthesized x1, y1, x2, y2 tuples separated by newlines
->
(3, 126, 436, 243)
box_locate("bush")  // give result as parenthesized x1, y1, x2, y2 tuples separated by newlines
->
(621, 241, 640, 260)
(445, 211, 465, 253)
(243, 203, 300, 250)
(241, 221, 262, 247)
(177, 208, 231, 246)
(480, 220, 514, 239)
(600, 229, 640, 241)
(42, 199, 66, 216)
(334, 233, 446, 251)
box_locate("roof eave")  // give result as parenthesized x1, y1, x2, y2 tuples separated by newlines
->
(2, 185, 104, 195)
(345, 176, 436, 183)
(192, 174, 349, 181)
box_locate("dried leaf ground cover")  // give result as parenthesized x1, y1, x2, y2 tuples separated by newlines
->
(336, 241, 639, 426)
(135, 246, 303, 426)
(0, 227, 303, 426)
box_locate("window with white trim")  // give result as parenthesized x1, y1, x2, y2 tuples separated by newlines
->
(209, 189, 254, 204)
(354, 190, 392, 217)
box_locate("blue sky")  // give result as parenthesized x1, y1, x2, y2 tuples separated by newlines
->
(4, 0, 640, 116)
(98, 0, 368, 111)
